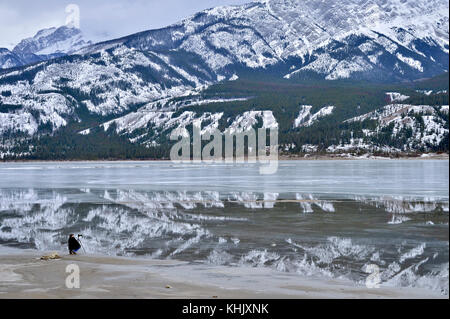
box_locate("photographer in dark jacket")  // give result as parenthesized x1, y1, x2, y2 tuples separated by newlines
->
(68, 234, 81, 255)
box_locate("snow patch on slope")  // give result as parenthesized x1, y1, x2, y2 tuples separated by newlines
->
(386, 92, 410, 102)
(294, 105, 335, 128)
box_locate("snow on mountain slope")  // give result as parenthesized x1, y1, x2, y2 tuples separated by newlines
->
(76, 100, 447, 154)
(78, 0, 448, 80)
(341, 103, 449, 151)
(13, 25, 92, 57)
(79, 103, 278, 146)
(386, 92, 409, 103)
(0, 71, 75, 136)
(97, 110, 224, 144)
(0, 0, 449, 156)
(0, 44, 217, 133)
(345, 104, 437, 124)
(0, 48, 24, 69)
(0, 26, 92, 69)
(225, 110, 278, 134)
(294, 105, 335, 127)
(293, 105, 313, 127)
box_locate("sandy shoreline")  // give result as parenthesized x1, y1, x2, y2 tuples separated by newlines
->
(0, 248, 445, 299)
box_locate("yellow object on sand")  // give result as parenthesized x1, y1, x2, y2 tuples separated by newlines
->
(40, 252, 61, 260)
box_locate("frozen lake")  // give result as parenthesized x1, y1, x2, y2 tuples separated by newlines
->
(0, 160, 448, 295)
(0, 160, 448, 200)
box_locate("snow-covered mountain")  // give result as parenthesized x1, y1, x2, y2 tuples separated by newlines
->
(0, 0, 448, 159)
(0, 48, 24, 69)
(79, 0, 448, 80)
(0, 25, 92, 69)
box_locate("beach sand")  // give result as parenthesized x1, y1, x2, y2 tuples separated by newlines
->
(0, 248, 445, 299)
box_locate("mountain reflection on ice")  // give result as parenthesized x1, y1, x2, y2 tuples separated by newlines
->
(0, 187, 448, 295)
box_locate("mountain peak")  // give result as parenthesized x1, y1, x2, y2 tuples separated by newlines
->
(13, 25, 91, 57)
(0, 25, 93, 69)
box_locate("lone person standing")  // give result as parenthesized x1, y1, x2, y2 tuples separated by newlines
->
(68, 234, 81, 255)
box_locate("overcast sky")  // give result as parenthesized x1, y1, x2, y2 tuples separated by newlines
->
(0, 0, 251, 49)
